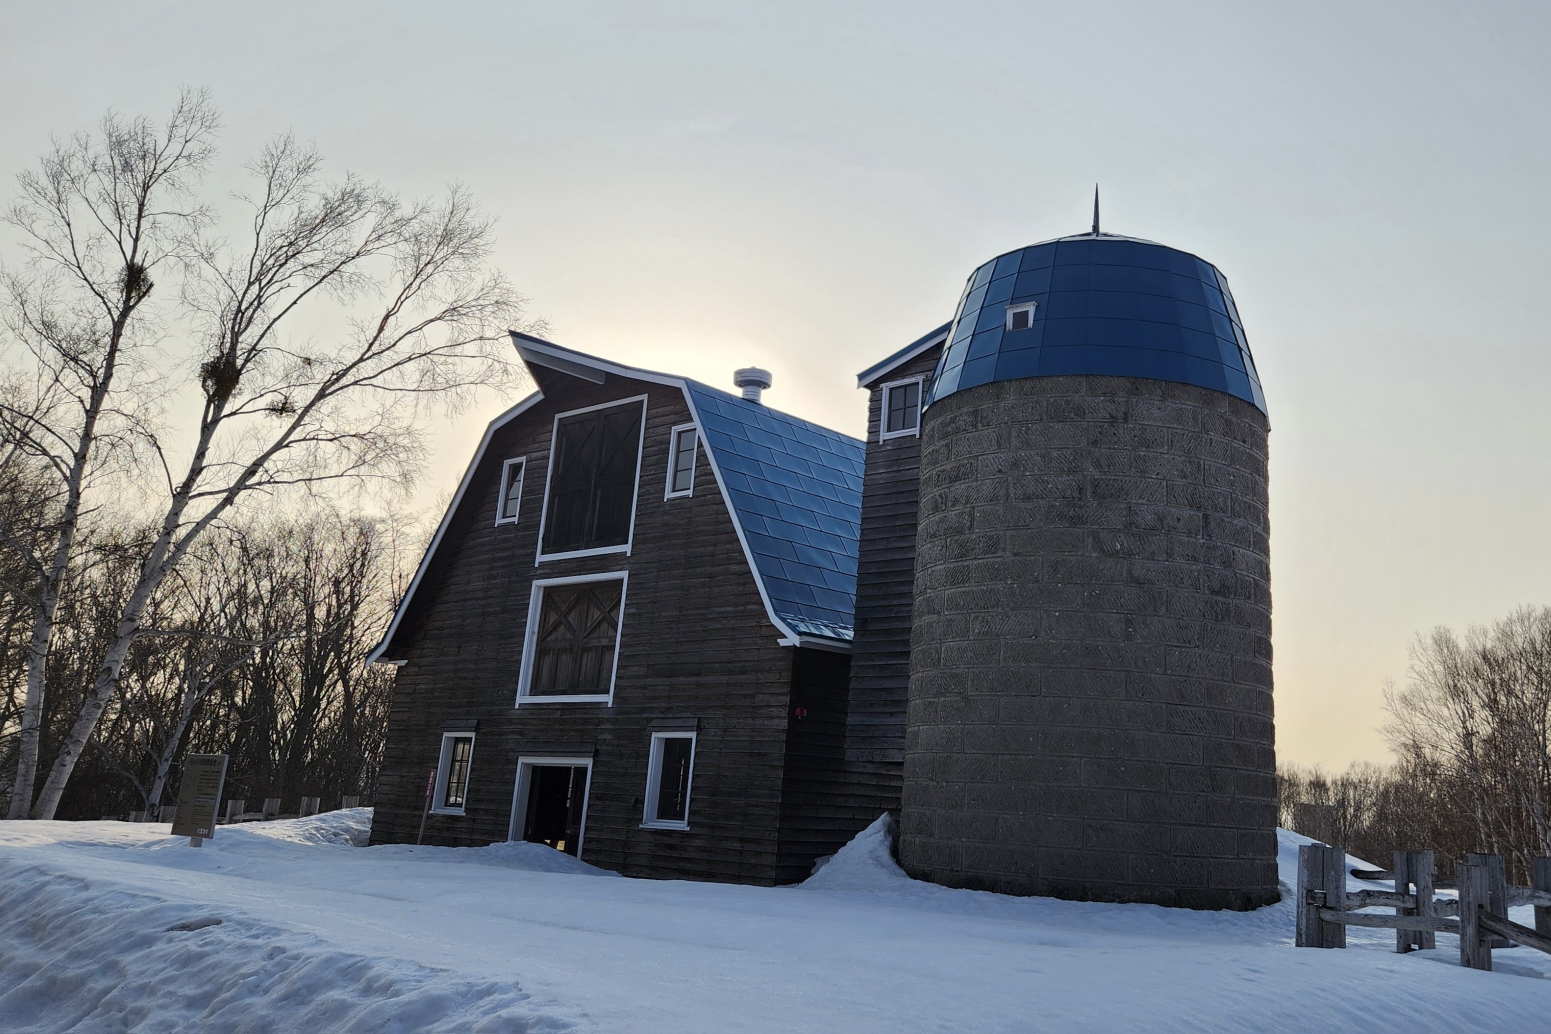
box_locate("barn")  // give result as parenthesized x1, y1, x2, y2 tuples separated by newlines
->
(369, 225, 1281, 908)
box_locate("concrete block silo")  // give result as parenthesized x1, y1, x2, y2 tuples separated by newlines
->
(899, 229, 1278, 909)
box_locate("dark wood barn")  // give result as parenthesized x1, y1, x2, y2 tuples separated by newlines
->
(367, 333, 918, 884)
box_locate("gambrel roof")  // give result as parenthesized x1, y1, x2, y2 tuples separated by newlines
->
(367, 334, 864, 662)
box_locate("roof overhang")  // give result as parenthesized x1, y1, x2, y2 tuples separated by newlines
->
(855, 322, 951, 389)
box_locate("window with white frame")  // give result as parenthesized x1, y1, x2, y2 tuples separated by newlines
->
(432, 732, 475, 813)
(880, 378, 923, 440)
(1006, 301, 1037, 332)
(642, 731, 696, 828)
(518, 573, 627, 703)
(496, 457, 526, 525)
(665, 424, 697, 498)
(538, 398, 647, 560)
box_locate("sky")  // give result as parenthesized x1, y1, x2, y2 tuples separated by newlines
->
(3, 1, 1549, 769)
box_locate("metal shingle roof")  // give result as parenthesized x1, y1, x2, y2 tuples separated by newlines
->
(686, 382, 865, 642)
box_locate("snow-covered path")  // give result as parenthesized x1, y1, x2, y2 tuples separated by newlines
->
(2, 813, 1547, 1033)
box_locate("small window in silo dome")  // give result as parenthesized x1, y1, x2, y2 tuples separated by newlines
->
(1006, 302, 1036, 332)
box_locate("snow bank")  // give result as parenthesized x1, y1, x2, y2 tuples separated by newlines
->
(0, 859, 572, 1034)
(801, 813, 907, 891)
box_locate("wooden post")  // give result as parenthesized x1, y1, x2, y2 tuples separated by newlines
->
(1459, 863, 1492, 971)
(1298, 843, 1346, 948)
(225, 798, 245, 823)
(1394, 851, 1414, 954)
(299, 796, 319, 818)
(1467, 853, 1510, 948)
(1533, 857, 1550, 940)
(1297, 844, 1322, 947)
(341, 795, 360, 810)
(1322, 842, 1347, 948)
(262, 798, 280, 820)
(1412, 850, 1436, 950)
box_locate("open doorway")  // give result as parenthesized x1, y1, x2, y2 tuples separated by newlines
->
(510, 757, 591, 857)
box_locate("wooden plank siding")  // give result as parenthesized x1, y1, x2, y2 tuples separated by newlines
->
(370, 366, 811, 885)
(844, 344, 942, 788)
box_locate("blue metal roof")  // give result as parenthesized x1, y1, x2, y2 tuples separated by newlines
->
(686, 382, 865, 642)
(926, 234, 1266, 414)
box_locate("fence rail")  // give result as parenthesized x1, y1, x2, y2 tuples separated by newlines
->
(1296, 844, 1551, 972)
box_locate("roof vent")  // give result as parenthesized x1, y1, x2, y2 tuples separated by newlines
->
(733, 367, 773, 404)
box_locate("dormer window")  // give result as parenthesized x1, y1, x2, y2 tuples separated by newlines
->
(880, 378, 923, 441)
(1006, 302, 1036, 332)
(665, 424, 697, 499)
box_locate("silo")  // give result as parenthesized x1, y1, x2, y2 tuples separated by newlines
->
(899, 231, 1278, 909)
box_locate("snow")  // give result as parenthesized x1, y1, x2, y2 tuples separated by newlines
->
(2, 812, 1548, 1033)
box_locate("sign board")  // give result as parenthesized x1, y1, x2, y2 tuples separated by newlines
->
(171, 754, 229, 840)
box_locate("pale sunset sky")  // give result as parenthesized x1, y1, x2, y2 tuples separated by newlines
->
(3, 1, 1549, 769)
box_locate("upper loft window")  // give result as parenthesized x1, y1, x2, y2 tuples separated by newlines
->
(518, 573, 627, 704)
(665, 424, 697, 499)
(880, 378, 922, 441)
(495, 457, 526, 525)
(538, 397, 647, 560)
(1006, 301, 1036, 332)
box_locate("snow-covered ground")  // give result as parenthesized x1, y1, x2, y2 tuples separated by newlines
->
(2, 812, 1548, 1033)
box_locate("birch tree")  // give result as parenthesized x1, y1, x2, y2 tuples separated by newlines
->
(1, 92, 216, 818)
(2, 95, 530, 818)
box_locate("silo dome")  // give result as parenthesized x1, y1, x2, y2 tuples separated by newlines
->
(899, 230, 1278, 910)
(927, 234, 1265, 414)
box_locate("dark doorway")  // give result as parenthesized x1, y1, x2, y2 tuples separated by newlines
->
(522, 764, 589, 856)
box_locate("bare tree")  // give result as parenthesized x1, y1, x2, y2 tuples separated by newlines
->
(1385, 607, 1551, 880)
(0, 91, 217, 817)
(2, 95, 532, 818)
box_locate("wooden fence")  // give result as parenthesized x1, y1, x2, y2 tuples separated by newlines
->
(1297, 844, 1551, 972)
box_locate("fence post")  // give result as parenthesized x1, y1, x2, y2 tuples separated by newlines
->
(1394, 851, 1414, 954)
(1459, 863, 1492, 971)
(1412, 850, 1436, 951)
(225, 799, 245, 823)
(262, 798, 280, 820)
(1467, 853, 1510, 948)
(341, 795, 360, 810)
(1297, 844, 1321, 947)
(1533, 857, 1550, 940)
(1322, 842, 1347, 947)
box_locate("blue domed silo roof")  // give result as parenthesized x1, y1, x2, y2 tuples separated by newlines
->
(925, 233, 1266, 414)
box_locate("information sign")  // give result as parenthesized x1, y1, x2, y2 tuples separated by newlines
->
(171, 754, 229, 844)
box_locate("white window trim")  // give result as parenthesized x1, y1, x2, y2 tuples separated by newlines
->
(1005, 301, 1037, 332)
(664, 422, 698, 500)
(534, 395, 649, 564)
(879, 377, 925, 442)
(494, 456, 526, 526)
(641, 731, 697, 830)
(516, 570, 629, 706)
(430, 731, 476, 815)
(508, 755, 593, 859)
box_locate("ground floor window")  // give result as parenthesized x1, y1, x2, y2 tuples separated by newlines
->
(642, 732, 696, 829)
(432, 733, 475, 814)
(509, 757, 591, 857)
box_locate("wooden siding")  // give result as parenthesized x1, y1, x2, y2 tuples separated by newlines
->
(844, 344, 942, 778)
(369, 367, 807, 885)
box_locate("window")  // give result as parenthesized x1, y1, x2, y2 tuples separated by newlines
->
(1006, 301, 1036, 332)
(509, 757, 592, 857)
(538, 397, 647, 560)
(495, 457, 526, 525)
(880, 378, 923, 440)
(642, 732, 696, 829)
(518, 573, 628, 704)
(665, 423, 697, 498)
(432, 733, 475, 814)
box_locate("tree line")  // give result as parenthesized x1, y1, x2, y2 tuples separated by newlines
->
(0, 91, 532, 819)
(1280, 606, 1551, 884)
